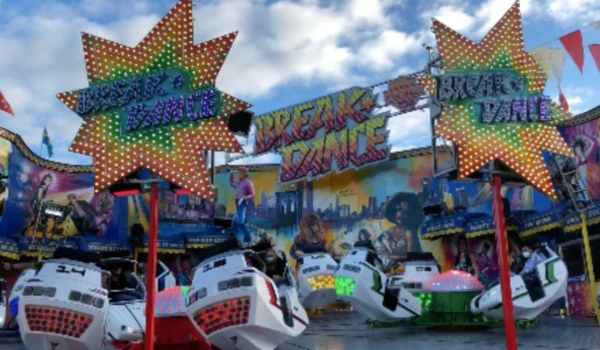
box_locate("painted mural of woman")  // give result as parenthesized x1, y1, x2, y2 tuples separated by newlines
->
(30, 174, 53, 217)
(571, 135, 594, 195)
(290, 213, 328, 263)
(374, 192, 424, 261)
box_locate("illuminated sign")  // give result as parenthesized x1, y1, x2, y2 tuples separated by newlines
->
(253, 87, 391, 183)
(436, 71, 551, 123)
(74, 68, 221, 134)
(418, 2, 574, 199)
(57, 0, 250, 201)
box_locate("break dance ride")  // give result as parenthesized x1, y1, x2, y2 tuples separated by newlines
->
(337, 240, 567, 329)
(297, 246, 338, 310)
(186, 238, 309, 350)
(471, 244, 568, 326)
(335, 241, 423, 322)
(16, 247, 175, 350)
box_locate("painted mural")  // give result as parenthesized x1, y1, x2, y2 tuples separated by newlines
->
(211, 152, 550, 273)
(0, 137, 11, 220)
(561, 119, 600, 200)
(0, 141, 151, 257)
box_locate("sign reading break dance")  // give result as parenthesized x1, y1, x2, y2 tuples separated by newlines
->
(418, 1, 574, 200)
(253, 87, 391, 183)
(56, 0, 251, 201)
(74, 68, 222, 134)
(437, 71, 552, 123)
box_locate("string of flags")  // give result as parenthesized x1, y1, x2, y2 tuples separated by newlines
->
(531, 20, 600, 111)
(0, 90, 14, 116)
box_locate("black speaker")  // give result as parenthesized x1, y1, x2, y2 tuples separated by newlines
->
(227, 111, 253, 137)
(213, 217, 233, 228)
(503, 198, 511, 217)
(130, 223, 145, 247)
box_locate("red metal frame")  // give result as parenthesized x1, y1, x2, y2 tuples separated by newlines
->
(492, 175, 518, 350)
(145, 183, 159, 350)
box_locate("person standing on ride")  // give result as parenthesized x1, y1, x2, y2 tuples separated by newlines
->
(230, 167, 255, 243)
(178, 257, 194, 286)
(290, 214, 328, 264)
(453, 235, 479, 276)
(264, 249, 285, 283)
(109, 265, 143, 302)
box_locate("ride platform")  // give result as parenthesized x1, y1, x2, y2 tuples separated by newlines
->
(2, 311, 600, 350)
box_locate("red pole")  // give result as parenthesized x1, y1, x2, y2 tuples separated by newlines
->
(491, 175, 518, 350)
(145, 182, 159, 350)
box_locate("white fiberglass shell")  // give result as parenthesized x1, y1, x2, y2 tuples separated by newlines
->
(470, 247, 568, 321)
(297, 253, 338, 309)
(335, 247, 422, 322)
(186, 251, 308, 350)
(18, 259, 109, 350)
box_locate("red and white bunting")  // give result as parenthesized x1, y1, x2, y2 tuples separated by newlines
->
(0, 91, 14, 116)
(559, 30, 585, 73)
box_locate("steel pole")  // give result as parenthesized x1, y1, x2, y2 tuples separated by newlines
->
(144, 182, 159, 350)
(492, 175, 518, 350)
(580, 213, 600, 324)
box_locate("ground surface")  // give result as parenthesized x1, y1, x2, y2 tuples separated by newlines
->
(2, 312, 600, 350)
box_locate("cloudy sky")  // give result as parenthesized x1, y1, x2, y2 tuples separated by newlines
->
(0, 0, 599, 166)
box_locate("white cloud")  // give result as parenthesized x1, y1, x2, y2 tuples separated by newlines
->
(0, 0, 598, 167)
(546, 0, 600, 23)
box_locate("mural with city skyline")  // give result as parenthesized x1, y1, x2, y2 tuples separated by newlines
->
(212, 152, 553, 271)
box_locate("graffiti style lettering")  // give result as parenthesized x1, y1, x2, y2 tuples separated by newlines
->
(75, 69, 221, 134)
(436, 71, 551, 124)
(291, 102, 313, 141)
(278, 116, 388, 183)
(335, 88, 368, 131)
(254, 86, 391, 183)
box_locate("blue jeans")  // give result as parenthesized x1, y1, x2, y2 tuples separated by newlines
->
(236, 201, 251, 243)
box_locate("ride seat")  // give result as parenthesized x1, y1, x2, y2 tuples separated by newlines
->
(382, 286, 400, 312)
(522, 269, 545, 303)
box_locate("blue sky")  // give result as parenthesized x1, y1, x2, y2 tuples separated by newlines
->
(0, 0, 599, 166)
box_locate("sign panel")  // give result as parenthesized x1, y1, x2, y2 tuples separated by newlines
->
(57, 0, 251, 202)
(419, 2, 574, 200)
(253, 87, 391, 183)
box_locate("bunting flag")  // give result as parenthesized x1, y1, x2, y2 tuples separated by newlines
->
(595, 20, 600, 30)
(531, 46, 568, 84)
(0, 91, 14, 116)
(558, 85, 569, 111)
(589, 44, 600, 73)
(560, 30, 585, 73)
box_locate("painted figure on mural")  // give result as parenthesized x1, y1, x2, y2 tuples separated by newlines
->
(30, 174, 53, 217)
(453, 235, 479, 276)
(0, 158, 7, 217)
(290, 213, 328, 263)
(230, 167, 255, 243)
(571, 135, 594, 194)
(95, 191, 114, 238)
(475, 242, 498, 287)
(66, 194, 99, 236)
(374, 192, 424, 261)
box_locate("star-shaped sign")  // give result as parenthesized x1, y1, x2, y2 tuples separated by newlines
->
(419, 1, 574, 200)
(57, 0, 251, 202)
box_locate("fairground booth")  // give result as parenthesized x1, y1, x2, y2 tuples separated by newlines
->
(0, 2, 599, 348)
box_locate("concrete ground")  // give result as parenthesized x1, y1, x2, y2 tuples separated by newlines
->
(2, 312, 599, 350)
